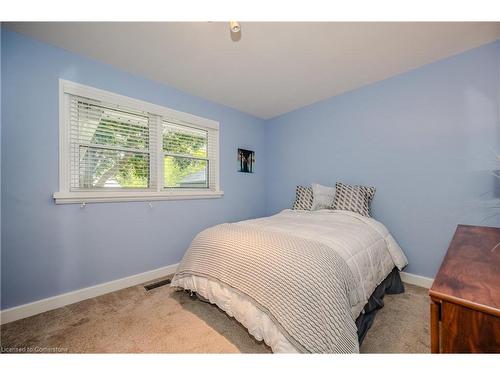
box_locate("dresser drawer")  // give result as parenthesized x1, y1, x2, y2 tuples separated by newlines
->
(440, 301, 500, 353)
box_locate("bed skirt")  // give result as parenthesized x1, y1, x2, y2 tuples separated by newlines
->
(356, 267, 405, 345)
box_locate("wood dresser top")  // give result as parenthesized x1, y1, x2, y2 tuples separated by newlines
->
(429, 225, 500, 317)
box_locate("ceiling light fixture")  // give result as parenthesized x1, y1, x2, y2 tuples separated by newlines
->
(229, 21, 241, 34)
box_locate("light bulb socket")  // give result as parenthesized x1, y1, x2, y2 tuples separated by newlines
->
(230, 21, 241, 33)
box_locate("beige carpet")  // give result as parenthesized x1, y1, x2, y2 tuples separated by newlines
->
(0, 279, 430, 353)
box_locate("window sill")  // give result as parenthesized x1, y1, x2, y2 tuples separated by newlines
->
(53, 190, 224, 204)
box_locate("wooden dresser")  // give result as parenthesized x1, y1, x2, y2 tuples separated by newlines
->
(429, 225, 500, 353)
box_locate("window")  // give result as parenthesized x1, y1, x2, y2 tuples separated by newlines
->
(163, 121, 217, 189)
(54, 80, 222, 204)
(70, 96, 156, 190)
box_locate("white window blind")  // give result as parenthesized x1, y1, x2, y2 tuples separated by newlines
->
(55, 80, 222, 204)
(69, 95, 157, 190)
(163, 121, 218, 190)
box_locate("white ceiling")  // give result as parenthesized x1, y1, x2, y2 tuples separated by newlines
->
(6, 22, 500, 119)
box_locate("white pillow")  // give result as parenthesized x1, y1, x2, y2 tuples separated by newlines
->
(311, 183, 336, 210)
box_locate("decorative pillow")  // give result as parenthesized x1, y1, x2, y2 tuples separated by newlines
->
(331, 182, 376, 217)
(311, 183, 336, 211)
(292, 186, 313, 210)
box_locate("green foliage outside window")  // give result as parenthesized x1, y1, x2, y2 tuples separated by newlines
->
(80, 103, 150, 189)
(163, 127, 208, 188)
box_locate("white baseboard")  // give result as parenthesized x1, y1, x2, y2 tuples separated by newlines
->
(400, 271, 434, 289)
(0, 265, 431, 325)
(0, 263, 178, 325)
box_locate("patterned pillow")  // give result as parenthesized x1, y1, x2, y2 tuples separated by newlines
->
(331, 182, 376, 217)
(292, 186, 313, 210)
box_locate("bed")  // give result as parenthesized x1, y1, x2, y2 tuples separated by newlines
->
(171, 209, 408, 353)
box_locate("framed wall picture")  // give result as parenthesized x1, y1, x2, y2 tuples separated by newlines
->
(237, 149, 255, 173)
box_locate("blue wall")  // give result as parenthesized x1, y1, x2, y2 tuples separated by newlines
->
(0, 29, 267, 309)
(266, 40, 500, 278)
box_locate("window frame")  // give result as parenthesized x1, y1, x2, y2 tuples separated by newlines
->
(54, 79, 223, 204)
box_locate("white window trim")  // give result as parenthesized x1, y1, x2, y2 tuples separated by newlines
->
(55, 79, 223, 204)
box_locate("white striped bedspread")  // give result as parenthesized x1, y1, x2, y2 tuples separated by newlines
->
(171, 209, 408, 353)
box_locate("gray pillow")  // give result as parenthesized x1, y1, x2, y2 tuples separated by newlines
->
(311, 183, 336, 210)
(292, 186, 313, 210)
(331, 182, 376, 217)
